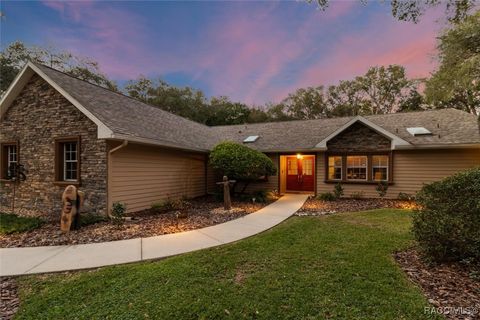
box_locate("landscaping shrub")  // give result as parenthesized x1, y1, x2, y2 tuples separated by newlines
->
(151, 198, 189, 213)
(398, 192, 415, 201)
(0, 213, 43, 234)
(234, 193, 252, 202)
(412, 167, 480, 263)
(333, 183, 344, 199)
(350, 191, 365, 200)
(252, 190, 268, 203)
(151, 199, 174, 212)
(111, 202, 126, 225)
(375, 181, 389, 197)
(209, 142, 276, 193)
(317, 192, 336, 201)
(80, 214, 108, 227)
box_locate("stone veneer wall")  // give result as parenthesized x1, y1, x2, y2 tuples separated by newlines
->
(327, 122, 391, 152)
(0, 74, 107, 219)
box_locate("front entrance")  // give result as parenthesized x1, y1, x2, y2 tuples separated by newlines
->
(285, 155, 315, 192)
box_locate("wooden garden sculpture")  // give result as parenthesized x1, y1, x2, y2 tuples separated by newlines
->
(216, 176, 236, 210)
(60, 185, 85, 233)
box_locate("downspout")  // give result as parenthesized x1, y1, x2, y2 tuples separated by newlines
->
(107, 140, 128, 216)
(109, 140, 128, 155)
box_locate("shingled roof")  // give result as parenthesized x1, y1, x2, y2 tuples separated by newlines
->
(212, 109, 480, 151)
(33, 63, 215, 151)
(1, 62, 479, 153)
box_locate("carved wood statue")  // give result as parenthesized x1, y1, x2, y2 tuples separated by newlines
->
(60, 185, 84, 233)
(216, 176, 236, 210)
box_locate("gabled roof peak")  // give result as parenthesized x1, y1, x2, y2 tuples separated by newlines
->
(315, 115, 411, 150)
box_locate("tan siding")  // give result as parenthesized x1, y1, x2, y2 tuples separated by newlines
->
(316, 149, 480, 198)
(206, 153, 279, 194)
(242, 154, 279, 193)
(206, 164, 219, 194)
(109, 144, 207, 213)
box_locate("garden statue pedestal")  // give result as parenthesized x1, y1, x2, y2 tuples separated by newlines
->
(216, 176, 236, 210)
(60, 185, 84, 233)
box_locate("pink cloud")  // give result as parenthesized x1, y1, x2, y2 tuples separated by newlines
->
(194, 1, 357, 105)
(40, 1, 444, 105)
(42, 0, 94, 22)
(269, 11, 443, 103)
(42, 1, 156, 78)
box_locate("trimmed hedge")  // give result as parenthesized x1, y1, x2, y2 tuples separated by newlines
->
(412, 167, 480, 262)
(209, 142, 276, 181)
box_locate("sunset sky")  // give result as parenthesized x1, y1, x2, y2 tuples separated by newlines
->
(1, 1, 446, 105)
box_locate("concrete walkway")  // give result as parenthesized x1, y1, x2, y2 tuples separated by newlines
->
(0, 194, 308, 276)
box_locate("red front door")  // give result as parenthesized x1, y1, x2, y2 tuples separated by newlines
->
(286, 156, 315, 192)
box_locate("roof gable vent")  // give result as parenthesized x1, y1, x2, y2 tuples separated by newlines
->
(406, 127, 432, 136)
(243, 135, 259, 143)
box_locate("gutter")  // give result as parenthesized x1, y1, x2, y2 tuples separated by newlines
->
(110, 134, 209, 153)
(256, 143, 480, 153)
(393, 143, 480, 150)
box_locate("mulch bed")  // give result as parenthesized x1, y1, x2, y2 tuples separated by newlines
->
(0, 196, 272, 248)
(0, 277, 18, 320)
(296, 197, 418, 216)
(395, 249, 480, 320)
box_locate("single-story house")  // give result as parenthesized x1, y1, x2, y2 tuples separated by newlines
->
(1, 62, 479, 217)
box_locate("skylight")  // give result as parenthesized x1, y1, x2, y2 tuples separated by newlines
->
(406, 127, 432, 136)
(243, 135, 259, 143)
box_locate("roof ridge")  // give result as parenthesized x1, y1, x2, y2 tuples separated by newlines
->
(210, 109, 458, 129)
(31, 61, 211, 130)
(210, 116, 351, 128)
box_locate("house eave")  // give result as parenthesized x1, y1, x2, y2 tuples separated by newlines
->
(108, 134, 210, 153)
(255, 143, 480, 153)
(393, 143, 480, 150)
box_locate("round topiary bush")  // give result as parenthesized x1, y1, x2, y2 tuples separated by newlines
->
(209, 141, 277, 192)
(412, 167, 480, 263)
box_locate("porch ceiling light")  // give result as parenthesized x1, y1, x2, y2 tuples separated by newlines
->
(296, 154, 303, 159)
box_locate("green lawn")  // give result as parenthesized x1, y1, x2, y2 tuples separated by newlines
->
(15, 209, 440, 319)
(0, 213, 43, 234)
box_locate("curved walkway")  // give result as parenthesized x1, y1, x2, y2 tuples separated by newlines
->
(0, 194, 308, 276)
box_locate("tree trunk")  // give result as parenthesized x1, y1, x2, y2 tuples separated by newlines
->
(240, 181, 250, 194)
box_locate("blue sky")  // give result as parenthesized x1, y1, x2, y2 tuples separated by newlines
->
(1, 1, 445, 105)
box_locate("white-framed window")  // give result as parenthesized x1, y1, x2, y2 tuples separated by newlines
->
(372, 155, 389, 181)
(1, 143, 19, 179)
(7, 145, 18, 177)
(63, 142, 78, 181)
(346, 156, 367, 181)
(55, 137, 81, 184)
(328, 156, 342, 180)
